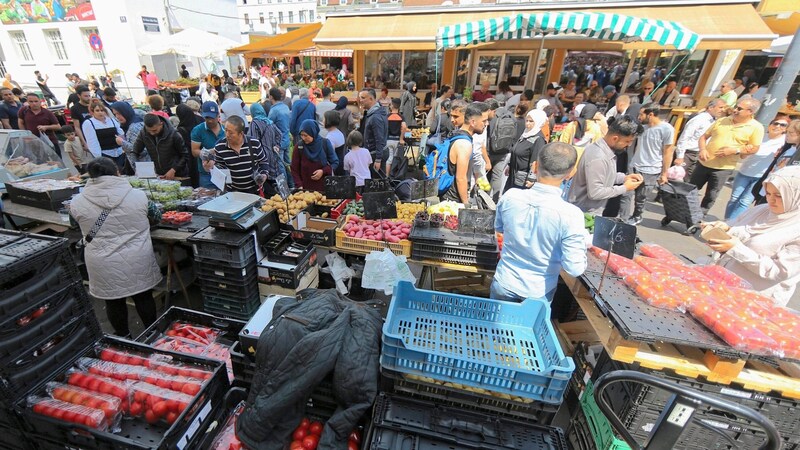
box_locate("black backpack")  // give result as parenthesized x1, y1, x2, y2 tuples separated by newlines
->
(490, 108, 517, 155)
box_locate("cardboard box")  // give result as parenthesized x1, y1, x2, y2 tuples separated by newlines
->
(257, 265, 319, 298)
(257, 246, 317, 289)
(282, 212, 338, 247)
(6, 183, 80, 211)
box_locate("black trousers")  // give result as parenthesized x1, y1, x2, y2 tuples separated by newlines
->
(105, 290, 157, 337)
(690, 163, 733, 211)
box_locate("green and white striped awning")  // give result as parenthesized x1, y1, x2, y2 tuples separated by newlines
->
(436, 12, 701, 52)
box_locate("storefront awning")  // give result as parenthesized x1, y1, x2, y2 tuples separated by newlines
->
(315, 4, 775, 51)
(228, 23, 323, 57)
(299, 48, 353, 57)
(437, 12, 701, 51)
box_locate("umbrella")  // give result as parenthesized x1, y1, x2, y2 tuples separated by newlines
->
(767, 35, 793, 54)
(138, 28, 242, 59)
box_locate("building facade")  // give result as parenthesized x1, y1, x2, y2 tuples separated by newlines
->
(237, 0, 318, 35)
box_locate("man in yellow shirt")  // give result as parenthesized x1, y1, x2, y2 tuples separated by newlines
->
(690, 98, 764, 214)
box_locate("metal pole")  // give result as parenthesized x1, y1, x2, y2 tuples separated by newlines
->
(756, 29, 800, 124)
(532, 34, 546, 95)
(121, 71, 133, 101)
(620, 49, 638, 94)
(99, 51, 109, 80)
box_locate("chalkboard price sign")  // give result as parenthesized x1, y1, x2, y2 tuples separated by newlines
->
(457, 209, 495, 234)
(324, 176, 356, 200)
(364, 178, 393, 193)
(592, 216, 636, 259)
(408, 178, 441, 201)
(275, 174, 290, 200)
(363, 191, 398, 220)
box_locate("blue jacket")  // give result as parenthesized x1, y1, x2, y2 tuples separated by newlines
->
(362, 104, 388, 157)
(268, 102, 291, 149)
(289, 99, 316, 136)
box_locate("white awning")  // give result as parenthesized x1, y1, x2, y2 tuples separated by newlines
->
(299, 48, 354, 57)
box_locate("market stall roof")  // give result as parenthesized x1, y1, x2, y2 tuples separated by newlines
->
(767, 35, 793, 54)
(436, 12, 700, 51)
(138, 28, 242, 59)
(226, 23, 351, 58)
(314, 3, 775, 51)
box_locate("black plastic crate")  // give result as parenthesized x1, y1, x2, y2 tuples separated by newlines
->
(193, 387, 248, 450)
(136, 306, 247, 345)
(0, 311, 101, 405)
(203, 295, 261, 321)
(382, 370, 559, 425)
(409, 225, 498, 248)
(0, 234, 78, 304)
(367, 392, 567, 450)
(18, 335, 230, 450)
(188, 227, 256, 267)
(230, 341, 255, 389)
(412, 241, 499, 269)
(0, 282, 92, 365)
(200, 278, 260, 305)
(195, 260, 258, 283)
(0, 424, 35, 450)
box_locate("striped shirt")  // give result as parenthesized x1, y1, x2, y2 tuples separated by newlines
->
(214, 138, 268, 194)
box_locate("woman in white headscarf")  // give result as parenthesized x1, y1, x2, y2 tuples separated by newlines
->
(504, 109, 548, 193)
(702, 165, 800, 306)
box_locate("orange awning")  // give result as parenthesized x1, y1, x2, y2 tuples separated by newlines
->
(228, 23, 322, 57)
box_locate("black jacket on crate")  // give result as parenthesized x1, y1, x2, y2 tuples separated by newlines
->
(236, 289, 382, 450)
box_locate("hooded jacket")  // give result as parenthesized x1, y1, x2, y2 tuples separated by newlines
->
(132, 115, 189, 177)
(362, 103, 388, 157)
(69, 176, 162, 299)
(236, 289, 382, 450)
(400, 83, 417, 127)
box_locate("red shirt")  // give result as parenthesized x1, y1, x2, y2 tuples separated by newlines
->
(472, 90, 494, 102)
(18, 106, 59, 148)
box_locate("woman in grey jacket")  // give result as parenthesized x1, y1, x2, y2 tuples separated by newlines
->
(70, 157, 162, 337)
(400, 81, 418, 127)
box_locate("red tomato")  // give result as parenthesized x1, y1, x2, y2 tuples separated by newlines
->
(152, 401, 168, 418)
(165, 411, 179, 425)
(30, 306, 47, 319)
(289, 441, 305, 450)
(182, 383, 200, 396)
(309, 422, 323, 436)
(144, 409, 159, 424)
(348, 441, 358, 450)
(293, 428, 307, 441)
(302, 435, 319, 450)
(299, 418, 311, 429)
(129, 402, 144, 417)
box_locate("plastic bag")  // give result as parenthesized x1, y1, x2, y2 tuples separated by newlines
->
(589, 247, 644, 277)
(623, 273, 687, 312)
(97, 345, 150, 367)
(163, 321, 221, 345)
(638, 243, 682, 264)
(362, 248, 417, 295)
(208, 400, 247, 450)
(29, 396, 108, 430)
(128, 381, 194, 425)
(76, 357, 145, 381)
(66, 370, 131, 410)
(46, 382, 122, 429)
(324, 252, 355, 295)
(694, 265, 753, 290)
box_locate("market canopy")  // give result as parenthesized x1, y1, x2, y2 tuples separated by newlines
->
(138, 28, 242, 59)
(227, 23, 351, 58)
(436, 12, 701, 51)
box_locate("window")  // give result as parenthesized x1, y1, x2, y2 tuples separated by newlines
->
(259, 12, 264, 23)
(81, 28, 105, 61)
(269, 11, 274, 20)
(404, 51, 443, 90)
(244, 13, 249, 24)
(44, 30, 68, 61)
(364, 51, 402, 89)
(370, 0, 378, 4)
(340, 0, 347, 5)
(9, 31, 33, 62)
(299, 10, 305, 22)
(288, 11, 293, 22)
(319, 0, 327, 6)
(242, 0, 247, 3)
(278, 11, 284, 23)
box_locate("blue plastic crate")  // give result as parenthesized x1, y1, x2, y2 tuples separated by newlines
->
(381, 281, 575, 405)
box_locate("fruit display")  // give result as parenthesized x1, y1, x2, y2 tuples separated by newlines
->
(638, 243, 683, 264)
(262, 191, 330, 222)
(341, 199, 364, 217)
(583, 213, 594, 233)
(395, 202, 426, 223)
(694, 265, 753, 289)
(66, 371, 131, 410)
(208, 400, 247, 450)
(633, 256, 709, 282)
(476, 176, 491, 192)
(289, 417, 361, 450)
(623, 272, 690, 312)
(46, 382, 122, 427)
(429, 213, 444, 228)
(128, 381, 193, 425)
(428, 200, 463, 217)
(29, 397, 109, 431)
(444, 215, 459, 230)
(409, 127, 430, 140)
(163, 321, 221, 345)
(161, 211, 193, 225)
(414, 211, 429, 227)
(588, 247, 645, 277)
(341, 216, 411, 242)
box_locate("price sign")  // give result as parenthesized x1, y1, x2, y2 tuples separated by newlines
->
(457, 209, 495, 234)
(88, 33, 103, 51)
(408, 178, 440, 201)
(592, 216, 637, 259)
(364, 178, 393, 193)
(275, 174, 290, 200)
(362, 191, 398, 220)
(324, 175, 356, 199)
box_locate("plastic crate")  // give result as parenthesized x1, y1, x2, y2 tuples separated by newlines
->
(366, 392, 568, 450)
(203, 295, 261, 321)
(381, 282, 574, 405)
(196, 260, 258, 282)
(18, 335, 230, 450)
(136, 306, 247, 345)
(188, 227, 257, 267)
(0, 232, 78, 302)
(0, 424, 35, 450)
(200, 277, 260, 304)
(581, 381, 632, 450)
(382, 370, 559, 425)
(335, 229, 411, 256)
(412, 241, 499, 269)
(193, 387, 248, 449)
(0, 282, 92, 364)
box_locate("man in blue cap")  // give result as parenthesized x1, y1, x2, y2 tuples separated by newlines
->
(190, 101, 225, 189)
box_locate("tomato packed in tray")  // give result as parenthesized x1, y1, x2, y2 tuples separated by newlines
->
(161, 211, 193, 225)
(638, 243, 683, 264)
(589, 246, 644, 277)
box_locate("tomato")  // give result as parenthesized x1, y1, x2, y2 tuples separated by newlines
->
(144, 409, 159, 424)
(62, 411, 78, 423)
(129, 402, 144, 417)
(298, 418, 311, 429)
(152, 401, 168, 418)
(309, 422, 323, 436)
(348, 441, 358, 450)
(289, 441, 305, 450)
(229, 441, 242, 450)
(165, 411, 179, 425)
(293, 428, 307, 441)
(31, 306, 47, 319)
(32, 403, 46, 415)
(302, 435, 319, 450)
(349, 431, 360, 444)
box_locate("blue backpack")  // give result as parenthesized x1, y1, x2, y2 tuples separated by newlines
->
(424, 134, 471, 196)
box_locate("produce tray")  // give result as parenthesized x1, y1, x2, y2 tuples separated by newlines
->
(367, 393, 568, 450)
(409, 224, 498, 247)
(193, 387, 248, 450)
(580, 381, 632, 450)
(381, 282, 574, 405)
(203, 295, 261, 321)
(0, 282, 92, 364)
(156, 214, 210, 232)
(0, 231, 76, 298)
(6, 182, 80, 211)
(382, 370, 559, 424)
(412, 241, 499, 269)
(17, 335, 229, 450)
(0, 311, 101, 406)
(188, 227, 257, 268)
(194, 254, 257, 270)
(335, 229, 411, 257)
(136, 306, 246, 345)
(579, 254, 744, 359)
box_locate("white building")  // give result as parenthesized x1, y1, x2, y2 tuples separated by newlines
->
(236, 0, 318, 35)
(0, 0, 241, 102)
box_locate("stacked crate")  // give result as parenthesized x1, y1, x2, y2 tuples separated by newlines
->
(188, 227, 261, 320)
(0, 230, 101, 450)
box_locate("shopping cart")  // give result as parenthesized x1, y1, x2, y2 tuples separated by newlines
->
(659, 181, 704, 235)
(594, 370, 782, 450)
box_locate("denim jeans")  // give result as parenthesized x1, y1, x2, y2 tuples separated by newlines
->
(490, 280, 554, 303)
(724, 173, 760, 220)
(631, 171, 661, 219)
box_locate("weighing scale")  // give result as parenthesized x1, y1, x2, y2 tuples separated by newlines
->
(208, 207, 266, 231)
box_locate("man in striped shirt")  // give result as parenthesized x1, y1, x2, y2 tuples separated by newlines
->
(203, 116, 271, 194)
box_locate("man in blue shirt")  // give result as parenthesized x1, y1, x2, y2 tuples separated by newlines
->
(493, 142, 588, 302)
(268, 87, 292, 187)
(190, 102, 225, 189)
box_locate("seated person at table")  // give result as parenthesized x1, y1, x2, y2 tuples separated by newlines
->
(492, 142, 588, 302)
(203, 116, 271, 194)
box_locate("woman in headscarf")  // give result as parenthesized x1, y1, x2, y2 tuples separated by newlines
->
(701, 165, 800, 306)
(247, 102, 283, 197)
(175, 104, 204, 187)
(400, 81, 418, 126)
(559, 103, 604, 147)
(291, 119, 339, 191)
(111, 102, 148, 176)
(335, 96, 355, 138)
(503, 109, 548, 193)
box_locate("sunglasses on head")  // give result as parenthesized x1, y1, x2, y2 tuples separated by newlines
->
(770, 121, 789, 127)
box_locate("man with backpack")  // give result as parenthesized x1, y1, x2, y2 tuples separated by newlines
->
(427, 103, 488, 205)
(485, 98, 517, 200)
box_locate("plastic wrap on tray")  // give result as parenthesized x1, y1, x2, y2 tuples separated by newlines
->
(589, 246, 645, 277)
(29, 396, 108, 430)
(623, 273, 687, 312)
(77, 357, 145, 381)
(97, 345, 151, 367)
(765, 306, 800, 335)
(208, 400, 247, 450)
(688, 299, 779, 356)
(694, 265, 753, 290)
(128, 381, 194, 425)
(152, 335, 208, 355)
(147, 355, 214, 380)
(45, 382, 122, 429)
(66, 370, 131, 413)
(634, 256, 709, 282)
(163, 320, 221, 345)
(140, 369, 204, 396)
(638, 243, 683, 263)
